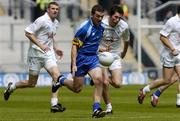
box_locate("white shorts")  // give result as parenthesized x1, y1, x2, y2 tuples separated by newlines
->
(160, 52, 180, 68)
(109, 54, 122, 70)
(27, 48, 57, 75)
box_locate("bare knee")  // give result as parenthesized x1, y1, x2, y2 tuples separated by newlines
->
(72, 84, 83, 93)
(163, 80, 171, 85)
(19, 80, 36, 88)
(28, 74, 38, 87)
(94, 77, 103, 86)
(103, 80, 109, 87)
(113, 83, 121, 88)
(28, 82, 36, 87)
(72, 77, 84, 93)
(112, 81, 122, 88)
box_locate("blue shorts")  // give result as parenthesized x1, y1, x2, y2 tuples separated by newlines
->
(75, 54, 100, 77)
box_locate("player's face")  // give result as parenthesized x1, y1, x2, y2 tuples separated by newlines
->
(109, 12, 123, 27)
(47, 4, 59, 20)
(92, 11, 104, 26)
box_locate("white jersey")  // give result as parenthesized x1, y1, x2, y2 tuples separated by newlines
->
(25, 12, 59, 55)
(160, 14, 180, 67)
(160, 14, 180, 52)
(99, 16, 129, 55)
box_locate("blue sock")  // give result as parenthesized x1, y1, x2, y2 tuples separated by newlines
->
(58, 75, 66, 85)
(154, 89, 161, 97)
(93, 102, 100, 112)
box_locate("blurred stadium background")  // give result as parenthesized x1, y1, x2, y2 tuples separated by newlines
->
(0, 0, 180, 87)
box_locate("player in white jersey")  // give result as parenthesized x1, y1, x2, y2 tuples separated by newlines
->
(4, 2, 65, 112)
(138, 5, 180, 107)
(99, 5, 129, 114)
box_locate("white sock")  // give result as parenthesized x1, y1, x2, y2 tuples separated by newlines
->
(143, 85, 150, 94)
(51, 98, 58, 106)
(11, 82, 16, 91)
(176, 94, 180, 105)
(177, 94, 180, 98)
(106, 103, 112, 111)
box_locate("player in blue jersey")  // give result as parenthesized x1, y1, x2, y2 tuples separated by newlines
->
(52, 4, 106, 118)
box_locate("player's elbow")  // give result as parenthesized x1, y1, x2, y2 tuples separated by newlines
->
(113, 82, 122, 88)
(25, 32, 29, 37)
(114, 84, 121, 88)
(160, 34, 167, 42)
(25, 32, 32, 39)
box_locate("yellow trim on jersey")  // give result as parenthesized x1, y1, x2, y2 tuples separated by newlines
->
(72, 38, 83, 47)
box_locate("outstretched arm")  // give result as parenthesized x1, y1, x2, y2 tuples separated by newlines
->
(121, 41, 129, 58)
(53, 40, 63, 59)
(71, 39, 79, 76)
(160, 34, 179, 56)
(121, 28, 129, 58)
(25, 32, 50, 52)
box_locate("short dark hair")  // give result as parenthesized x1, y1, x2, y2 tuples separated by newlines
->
(91, 4, 104, 15)
(109, 5, 124, 16)
(47, 1, 59, 8)
(177, 5, 180, 14)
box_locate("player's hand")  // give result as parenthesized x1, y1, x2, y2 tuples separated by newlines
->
(42, 45, 50, 53)
(71, 64, 77, 77)
(121, 51, 126, 59)
(172, 49, 179, 56)
(55, 49, 63, 59)
(99, 47, 109, 52)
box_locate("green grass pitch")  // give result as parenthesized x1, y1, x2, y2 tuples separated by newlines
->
(1, 85, 180, 121)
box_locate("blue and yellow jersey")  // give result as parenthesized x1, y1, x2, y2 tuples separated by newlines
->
(72, 18, 104, 55)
